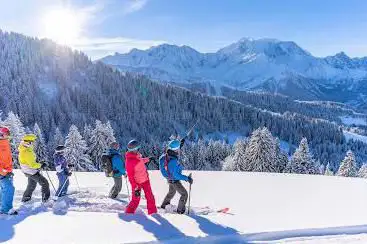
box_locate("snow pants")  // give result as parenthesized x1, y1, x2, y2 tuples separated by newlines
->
(109, 176, 122, 199)
(161, 180, 188, 214)
(0, 175, 15, 213)
(56, 172, 69, 197)
(125, 180, 157, 215)
(22, 172, 50, 202)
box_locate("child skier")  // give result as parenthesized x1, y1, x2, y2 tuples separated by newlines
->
(54, 145, 71, 198)
(18, 134, 50, 203)
(108, 142, 126, 199)
(159, 139, 193, 214)
(125, 140, 157, 215)
(0, 127, 17, 215)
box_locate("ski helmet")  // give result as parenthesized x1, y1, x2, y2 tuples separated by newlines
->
(127, 139, 141, 151)
(167, 140, 180, 151)
(0, 127, 10, 138)
(55, 145, 65, 153)
(22, 134, 37, 142)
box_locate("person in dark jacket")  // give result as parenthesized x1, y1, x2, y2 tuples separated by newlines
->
(159, 139, 193, 214)
(108, 142, 126, 199)
(53, 145, 71, 198)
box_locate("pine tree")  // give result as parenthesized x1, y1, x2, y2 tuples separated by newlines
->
(275, 138, 288, 173)
(285, 138, 318, 174)
(2, 112, 26, 168)
(358, 164, 367, 178)
(88, 120, 116, 170)
(222, 139, 247, 171)
(33, 123, 49, 165)
(54, 127, 64, 147)
(338, 150, 358, 177)
(64, 125, 95, 171)
(243, 127, 277, 172)
(324, 162, 334, 176)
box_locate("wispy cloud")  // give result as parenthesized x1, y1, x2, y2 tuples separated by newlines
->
(73, 36, 165, 60)
(122, 0, 149, 14)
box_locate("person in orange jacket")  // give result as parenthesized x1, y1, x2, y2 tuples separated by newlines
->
(0, 127, 17, 215)
(125, 140, 157, 215)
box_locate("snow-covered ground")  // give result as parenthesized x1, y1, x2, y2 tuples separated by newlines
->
(2, 170, 367, 243)
(344, 131, 367, 143)
(340, 116, 367, 126)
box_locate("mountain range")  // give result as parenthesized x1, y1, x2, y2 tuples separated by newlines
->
(100, 38, 367, 110)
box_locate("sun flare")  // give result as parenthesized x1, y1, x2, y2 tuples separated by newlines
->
(41, 7, 81, 45)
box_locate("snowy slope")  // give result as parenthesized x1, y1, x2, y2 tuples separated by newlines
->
(3, 170, 367, 243)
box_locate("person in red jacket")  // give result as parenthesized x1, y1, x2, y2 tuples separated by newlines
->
(125, 140, 157, 215)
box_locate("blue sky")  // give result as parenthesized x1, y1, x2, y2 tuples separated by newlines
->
(1, 0, 367, 59)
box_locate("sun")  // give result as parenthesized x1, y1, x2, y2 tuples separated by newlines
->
(41, 7, 82, 45)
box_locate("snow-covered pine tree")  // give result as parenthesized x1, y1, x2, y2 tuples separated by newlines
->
(204, 140, 231, 170)
(64, 125, 95, 171)
(243, 127, 277, 172)
(83, 124, 93, 147)
(358, 164, 367, 178)
(285, 138, 318, 174)
(222, 138, 247, 171)
(2, 112, 26, 168)
(275, 138, 288, 173)
(33, 123, 49, 165)
(337, 150, 358, 177)
(88, 120, 116, 170)
(324, 162, 334, 176)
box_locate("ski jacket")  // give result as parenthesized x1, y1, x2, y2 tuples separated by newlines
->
(125, 151, 150, 188)
(109, 149, 126, 177)
(0, 139, 13, 176)
(159, 154, 189, 182)
(18, 143, 41, 175)
(53, 153, 68, 174)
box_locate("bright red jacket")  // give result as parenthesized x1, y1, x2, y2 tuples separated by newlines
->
(0, 139, 13, 176)
(125, 151, 150, 188)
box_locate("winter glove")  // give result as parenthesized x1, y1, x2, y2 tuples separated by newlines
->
(180, 138, 185, 148)
(134, 188, 141, 197)
(68, 163, 75, 168)
(187, 176, 193, 185)
(67, 171, 72, 176)
(40, 162, 48, 169)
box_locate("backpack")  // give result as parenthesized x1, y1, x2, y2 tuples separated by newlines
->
(101, 154, 113, 177)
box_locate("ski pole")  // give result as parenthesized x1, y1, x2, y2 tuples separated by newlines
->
(44, 170, 57, 193)
(56, 173, 71, 198)
(125, 176, 130, 200)
(187, 173, 192, 215)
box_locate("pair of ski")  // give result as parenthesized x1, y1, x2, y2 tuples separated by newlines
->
(159, 206, 231, 216)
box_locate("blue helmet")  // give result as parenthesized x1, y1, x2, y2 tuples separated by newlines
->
(167, 140, 180, 151)
(127, 139, 141, 151)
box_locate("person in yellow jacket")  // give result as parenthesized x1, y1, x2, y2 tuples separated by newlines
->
(18, 134, 50, 203)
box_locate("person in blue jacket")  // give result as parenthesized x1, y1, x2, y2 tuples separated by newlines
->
(53, 145, 72, 198)
(108, 142, 126, 199)
(159, 139, 193, 214)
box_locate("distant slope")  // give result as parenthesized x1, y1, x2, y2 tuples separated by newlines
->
(100, 38, 367, 108)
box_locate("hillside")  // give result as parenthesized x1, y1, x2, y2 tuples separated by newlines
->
(100, 38, 367, 109)
(3, 170, 367, 243)
(2, 30, 366, 166)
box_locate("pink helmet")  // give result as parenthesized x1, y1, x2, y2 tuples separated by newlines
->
(0, 127, 10, 137)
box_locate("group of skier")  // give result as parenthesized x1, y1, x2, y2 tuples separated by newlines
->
(0, 125, 194, 216)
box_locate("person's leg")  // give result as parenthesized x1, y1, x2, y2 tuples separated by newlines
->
(109, 177, 122, 199)
(0, 176, 15, 213)
(125, 186, 141, 214)
(175, 181, 188, 214)
(61, 177, 70, 196)
(22, 175, 37, 202)
(141, 181, 157, 215)
(55, 173, 64, 197)
(161, 182, 176, 209)
(32, 173, 50, 202)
